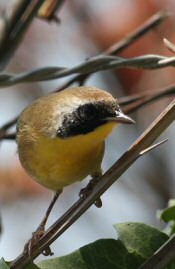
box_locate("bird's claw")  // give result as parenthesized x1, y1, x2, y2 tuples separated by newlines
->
(79, 178, 102, 208)
(23, 226, 53, 258)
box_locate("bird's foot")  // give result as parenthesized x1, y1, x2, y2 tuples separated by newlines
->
(23, 224, 53, 258)
(23, 192, 61, 258)
(79, 177, 102, 208)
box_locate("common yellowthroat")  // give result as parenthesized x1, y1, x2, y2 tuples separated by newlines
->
(16, 86, 134, 253)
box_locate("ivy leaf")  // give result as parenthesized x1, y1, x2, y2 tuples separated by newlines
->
(158, 200, 175, 223)
(158, 200, 175, 236)
(0, 259, 39, 269)
(37, 222, 174, 269)
(159, 206, 175, 223)
(0, 259, 10, 269)
(114, 222, 169, 259)
(38, 239, 143, 269)
(25, 262, 41, 269)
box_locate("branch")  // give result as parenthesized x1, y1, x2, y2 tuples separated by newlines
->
(55, 74, 90, 93)
(0, 0, 45, 70)
(0, 117, 18, 141)
(0, 118, 18, 131)
(122, 84, 175, 114)
(10, 98, 175, 269)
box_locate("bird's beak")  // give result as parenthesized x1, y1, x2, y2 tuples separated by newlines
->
(106, 111, 135, 124)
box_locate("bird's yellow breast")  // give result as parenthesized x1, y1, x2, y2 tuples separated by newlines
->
(18, 122, 117, 191)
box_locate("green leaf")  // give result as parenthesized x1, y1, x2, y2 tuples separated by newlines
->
(38, 239, 144, 269)
(38, 222, 173, 269)
(0, 258, 10, 269)
(114, 222, 169, 259)
(159, 207, 175, 223)
(38, 249, 87, 269)
(158, 200, 175, 236)
(159, 205, 175, 223)
(25, 262, 41, 269)
(0, 259, 39, 269)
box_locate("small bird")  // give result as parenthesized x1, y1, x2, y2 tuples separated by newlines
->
(16, 86, 134, 254)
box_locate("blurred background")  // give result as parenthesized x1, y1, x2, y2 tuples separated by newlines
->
(0, 0, 175, 262)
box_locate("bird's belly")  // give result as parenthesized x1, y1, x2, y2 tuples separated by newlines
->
(18, 122, 116, 191)
(21, 138, 104, 191)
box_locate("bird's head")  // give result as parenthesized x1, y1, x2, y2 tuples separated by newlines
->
(56, 86, 134, 138)
(17, 86, 134, 142)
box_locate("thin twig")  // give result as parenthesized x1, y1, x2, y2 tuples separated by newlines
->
(164, 38, 175, 54)
(10, 99, 175, 269)
(55, 74, 90, 93)
(38, 0, 66, 22)
(139, 139, 168, 155)
(0, 117, 18, 131)
(0, 117, 18, 141)
(104, 9, 169, 55)
(1, 133, 16, 140)
(122, 84, 175, 114)
(119, 85, 175, 106)
(0, 0, 45, 70)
